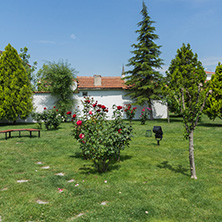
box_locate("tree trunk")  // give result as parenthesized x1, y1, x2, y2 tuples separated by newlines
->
(189, 130, 197, 179)
(148, 100, 154, 120)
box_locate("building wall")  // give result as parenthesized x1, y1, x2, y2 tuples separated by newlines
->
(32, 89, 167, 121)
(1, 90, 167, 123)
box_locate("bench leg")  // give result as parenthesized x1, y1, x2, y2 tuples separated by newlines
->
(9, 131, 11, 138)
(5, 132, 7, 140)
(19, 131, 21, 137)
(38, 131, 40, 138)
(30, 131, 32, 138)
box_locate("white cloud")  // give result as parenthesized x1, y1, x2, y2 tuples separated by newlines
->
(70, 34, 76, 39)
(39, 40, 56, 44)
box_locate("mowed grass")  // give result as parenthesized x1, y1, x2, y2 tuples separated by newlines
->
(0, 116, 221, 222)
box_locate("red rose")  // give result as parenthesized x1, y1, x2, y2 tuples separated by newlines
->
(56, 109, 58, 112)
(66, 111, 71, 115)
(79, 133, 84, 139)
(93, 103, 97, 107)
(117, 106, 122, 110)
(53, 106, 56, 108)
(98, 104, 102, 108)
(96, 109, 101, 112)
(89, 111, 93, 115)
(73, 114, 76, 118)
(101, 105, 106, 109)
(76, 120, 82, 126)
(118, 129, 122, 133)
(44, 107, 46, 110)
(105, 109, 108, 112)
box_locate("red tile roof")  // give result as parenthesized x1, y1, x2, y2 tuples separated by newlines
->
(77, 76, 127, 89)
(205, 71, 215, 75)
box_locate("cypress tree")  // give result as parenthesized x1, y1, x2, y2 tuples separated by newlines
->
(124, 1, 163, 120)
(0, 44, 33, 123)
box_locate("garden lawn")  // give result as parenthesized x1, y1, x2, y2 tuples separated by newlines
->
(0, 116, 221, 222)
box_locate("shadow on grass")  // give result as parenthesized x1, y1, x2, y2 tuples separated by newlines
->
(197, 122, 222, 127)
(70, 152, 132, 174)
(157, 161, 189, 177)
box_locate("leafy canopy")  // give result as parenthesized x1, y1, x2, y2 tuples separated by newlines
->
(37, 60, 77, 115)
(204, 63, 222, 120)
(0, 43, 33, 122)
(165, 43, 209, 136)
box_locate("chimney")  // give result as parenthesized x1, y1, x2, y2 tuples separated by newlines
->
(94, 75, 102, 86)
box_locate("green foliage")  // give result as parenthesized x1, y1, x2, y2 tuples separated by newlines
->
(32, 106, 62, 130)
(165, 43, 209, 136)
(19, 46, 37, 89)
(0, 117, 221, 221)
(72, 97, 132, 172)
(0, 43, 33, 122)
(37, 60, 77, 116)
(204, 62, 222, 120)
(124, 1, 163, 119)
(139, 107, 151, 124)
(124, 104, 137, 123)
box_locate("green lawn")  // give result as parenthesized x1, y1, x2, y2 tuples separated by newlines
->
(0, 116, 221, 222)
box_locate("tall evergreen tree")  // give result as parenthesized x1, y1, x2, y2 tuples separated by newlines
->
(165, 43, 211, 179)
(204, 62, 222, 120)
(0, 44, 33, 123)
(124, 1, 163, 119)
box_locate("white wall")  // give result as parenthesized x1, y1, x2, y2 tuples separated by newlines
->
(1, 90, 167, 123)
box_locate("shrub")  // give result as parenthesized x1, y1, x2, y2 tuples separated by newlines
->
(32, 106, 62, 130)
(124, 104, 137, 124)
(72, 97, 133, 172)
(139, 107, 151, 125)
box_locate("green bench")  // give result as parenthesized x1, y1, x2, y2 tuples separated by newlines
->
(0, 129, 40, 140)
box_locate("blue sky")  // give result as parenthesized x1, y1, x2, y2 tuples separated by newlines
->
(1, 0, 221, 77)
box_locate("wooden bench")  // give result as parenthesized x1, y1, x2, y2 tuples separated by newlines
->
(0, 129, 40, 140)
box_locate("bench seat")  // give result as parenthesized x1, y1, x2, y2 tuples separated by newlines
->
(0, 129, 40, 140)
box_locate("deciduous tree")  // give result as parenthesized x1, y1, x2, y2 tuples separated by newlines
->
(124, 1, 163, 120)
(37, 60, 77, 116)
(0, 44, 33, 123)
(165, 43, 210, 179)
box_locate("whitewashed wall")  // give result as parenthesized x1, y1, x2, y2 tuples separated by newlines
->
(31, 90, 167, 121)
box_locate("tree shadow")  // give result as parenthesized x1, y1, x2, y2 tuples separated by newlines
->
(197, 122, 222, 128)
(157, 161, 189, 177)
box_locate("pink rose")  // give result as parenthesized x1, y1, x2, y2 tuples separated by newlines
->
(89, 111, 93, 115)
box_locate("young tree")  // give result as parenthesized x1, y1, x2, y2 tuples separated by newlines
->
(37, 60, 77, 116)
(204, 63, 222, 120)
(166, 43, 211, 179)
(124, 1, 163, 120)
(19, 47, 37, 89)
(0, 44, 33, 123)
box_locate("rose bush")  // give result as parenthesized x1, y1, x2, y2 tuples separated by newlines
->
(72, 97, 133, 172)
(139, 107, 151, 125)
(124, 104, 137, 124)
(32, 106, 62, 130)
